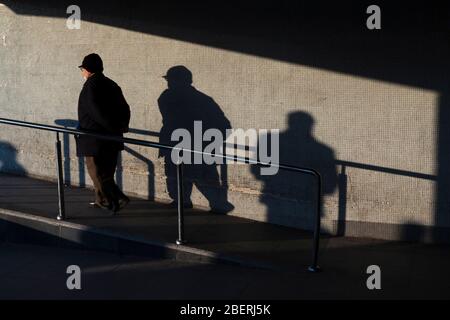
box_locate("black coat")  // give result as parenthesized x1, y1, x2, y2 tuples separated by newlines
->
(76, 73, 130, 157)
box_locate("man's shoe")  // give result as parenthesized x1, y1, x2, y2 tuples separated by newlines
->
(89, 201, 111, 210)
(112, 197, 130, 213)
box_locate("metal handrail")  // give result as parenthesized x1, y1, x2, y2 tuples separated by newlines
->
(0, 117, 322, 272)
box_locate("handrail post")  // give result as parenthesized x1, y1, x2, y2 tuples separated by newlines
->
(176, 151, 186, 245)
(55, 132, 66, 221)
(308, 172, 322, 272)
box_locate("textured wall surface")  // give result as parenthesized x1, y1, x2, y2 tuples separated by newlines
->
(0, 1, 448, 242)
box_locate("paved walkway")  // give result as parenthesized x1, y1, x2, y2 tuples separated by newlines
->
(1, 173, 450, 299)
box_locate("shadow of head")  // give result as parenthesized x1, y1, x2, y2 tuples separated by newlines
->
(287, 111, 315, 138)
(162, 65, 193, 90)
(287, 111, 337, 195)
(0, 141, 26, 175)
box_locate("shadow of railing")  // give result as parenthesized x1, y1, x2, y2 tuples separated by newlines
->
(54, 119, 253, 206)
(54, 119, 437, 238)
(54, 119, 86, 187)
(54, 119, 159, 199)
(335, 160, 436, 236)
(1, 117, 323, 272)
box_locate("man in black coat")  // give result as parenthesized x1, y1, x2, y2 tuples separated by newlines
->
(76, 53, 130, 213)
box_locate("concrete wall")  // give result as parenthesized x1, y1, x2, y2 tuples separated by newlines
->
(1, 1, 449, 242)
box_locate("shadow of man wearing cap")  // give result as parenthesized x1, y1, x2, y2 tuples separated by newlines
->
(158, 65, 234, 213)
(76, 53, 131, 213)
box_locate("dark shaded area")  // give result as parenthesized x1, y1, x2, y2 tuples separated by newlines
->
(0, 173, 313, 255)
(435, 91, 450, 240)
(4, 0, 449, 241)
(251, 112, 337, 229)
(4, 1, 448, 89)
(2, 174, 450, 299)
(0, 141, 27, 176)
(158, 66, 234, 213)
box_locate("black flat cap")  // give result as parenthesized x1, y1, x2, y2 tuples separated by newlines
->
(79, 53, 103, 73)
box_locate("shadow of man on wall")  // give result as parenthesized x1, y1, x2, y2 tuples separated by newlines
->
(157, 65, 234, 213)
(251, 111, 337, 230)
(0, 141, 27, 176)
(54, 119, 86, 187)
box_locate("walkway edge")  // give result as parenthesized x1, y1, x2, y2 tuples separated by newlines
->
(0, 207, 281, 272)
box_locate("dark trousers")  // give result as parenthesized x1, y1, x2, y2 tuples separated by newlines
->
(85, 150, 126, 206)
